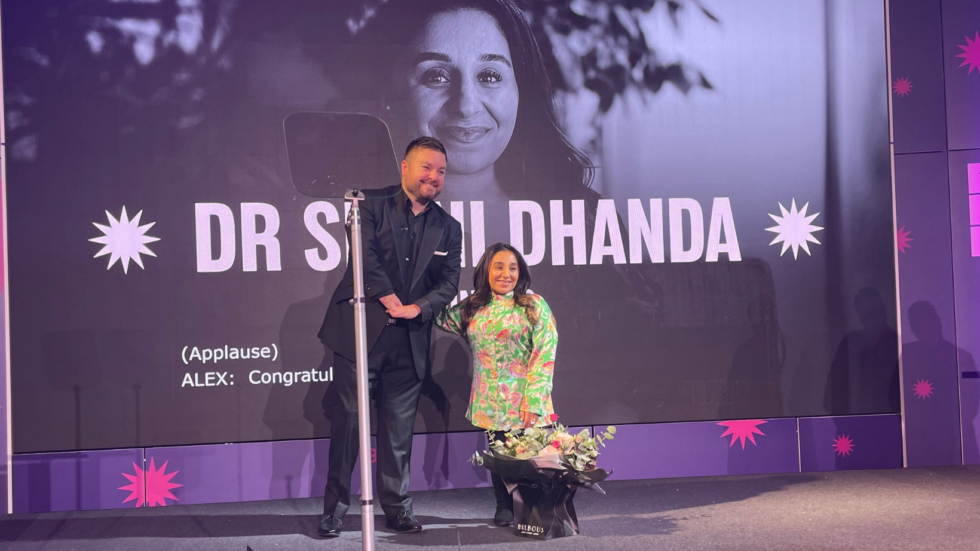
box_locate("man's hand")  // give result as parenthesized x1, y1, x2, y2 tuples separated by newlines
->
(520, 410, 540, 428)
(387, 304, 421, 320)
(379, 294, 403, 310)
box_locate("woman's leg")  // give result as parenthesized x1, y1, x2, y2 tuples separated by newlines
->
(488, 431, 514, 514)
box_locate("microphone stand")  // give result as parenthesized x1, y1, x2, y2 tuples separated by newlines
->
(345, 189, 375, 551)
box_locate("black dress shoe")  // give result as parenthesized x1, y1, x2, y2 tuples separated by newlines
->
(493, 505, 514, 527)
(386, 510, 423, 533)
(317, 515, 343, 538)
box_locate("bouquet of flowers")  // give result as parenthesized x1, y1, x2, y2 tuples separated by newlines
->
(471, 421, 617, 539)
(478, 423, 616, 472)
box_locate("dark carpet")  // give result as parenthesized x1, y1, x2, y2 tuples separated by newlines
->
(1, 466, 978, 550)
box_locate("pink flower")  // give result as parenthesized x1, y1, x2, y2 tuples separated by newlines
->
(549, 414, 559, 422)
(552, 440, 561, 449)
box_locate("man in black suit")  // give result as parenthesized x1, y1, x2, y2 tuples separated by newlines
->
(317, 137, 462, 537)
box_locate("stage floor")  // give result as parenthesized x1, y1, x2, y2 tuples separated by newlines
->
(1, 466, 979, 550)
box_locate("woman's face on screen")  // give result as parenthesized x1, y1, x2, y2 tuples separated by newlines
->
(406, 9, 519, 177)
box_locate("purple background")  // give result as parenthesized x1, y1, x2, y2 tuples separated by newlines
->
(12, 448, 144, 513)
(599, 419, 800, 480)
(12, 417, 909, 512)
(890, 0, 947, 153)
(948, 150, 980, 464)
(799, 415, 903, 472)
(941, 0, 980, 150)
(889, 0, 980, 470)
(5, 0, 980, 514)
(894, 152, 961, 467)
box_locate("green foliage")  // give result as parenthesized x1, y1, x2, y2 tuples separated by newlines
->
(471, 423, 619, 472)
(527, 0, 718, 112)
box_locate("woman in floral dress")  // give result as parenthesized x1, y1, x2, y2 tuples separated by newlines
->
(436, 242, 558, 527)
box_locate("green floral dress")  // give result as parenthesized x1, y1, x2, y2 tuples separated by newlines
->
(435, 292, 558, 431)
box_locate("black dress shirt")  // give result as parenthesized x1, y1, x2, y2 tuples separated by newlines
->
(393, 192, 431, 307)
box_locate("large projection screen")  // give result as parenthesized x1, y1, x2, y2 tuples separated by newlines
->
(1, 0, 897, 453)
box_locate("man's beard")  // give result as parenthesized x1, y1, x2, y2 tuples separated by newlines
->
(407, 179, 441, 203)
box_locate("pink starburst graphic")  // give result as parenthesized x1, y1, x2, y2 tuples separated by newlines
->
(913, 379, 934, 399)
(956, 32, 980, 74)
(119, 458, 182, 507)
(833, 434, 855, 457)
(892, 77, 913, 96)
(897, 226, 913, 254)
(717, 420, 767, 449)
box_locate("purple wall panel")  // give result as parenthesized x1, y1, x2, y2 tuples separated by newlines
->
(948, 152, 980, 464)
(146, 431, 495, 507)
(409, 431, 490, 492)
(145, 440, 336, 506)
(12, 448, 144, 513)
(940, 0, 980, 150)
(889, 0, 948, 153)
(139, 443, 239, 506)
(598, 419, 798, 481)
(5, 416, 919, 511)
(798, 415, 903, 472)
(894, 153, 962, 467)
(144, 430, 588, 507)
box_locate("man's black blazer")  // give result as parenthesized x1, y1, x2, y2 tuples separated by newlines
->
(318, 184, 463, 380)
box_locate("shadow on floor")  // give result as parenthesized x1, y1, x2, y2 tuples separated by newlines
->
(0, 473, 817, 545)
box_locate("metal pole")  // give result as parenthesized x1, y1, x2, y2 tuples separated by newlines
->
(882, 0, 909, 469)
(345, 190, 375, 551)
(0, 0, 13, 516)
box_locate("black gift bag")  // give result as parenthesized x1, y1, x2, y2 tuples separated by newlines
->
(513, 480, 579, 539)
(480, 452, 610, 540)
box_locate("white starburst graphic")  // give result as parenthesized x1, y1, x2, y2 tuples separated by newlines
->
(89, 207, 160, 273)
(765, 199, 824, 259)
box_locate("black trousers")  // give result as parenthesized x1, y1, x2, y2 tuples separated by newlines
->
(489, 431, 515, 510)
(322, 325, 422, 519)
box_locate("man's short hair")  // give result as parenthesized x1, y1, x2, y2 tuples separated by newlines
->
(404, 136, 447, 161)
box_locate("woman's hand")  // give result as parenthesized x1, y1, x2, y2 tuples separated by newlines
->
(519, 410, 540, 428)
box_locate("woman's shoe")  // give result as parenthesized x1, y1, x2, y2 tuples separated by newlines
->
(493, 505, 514, 527)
